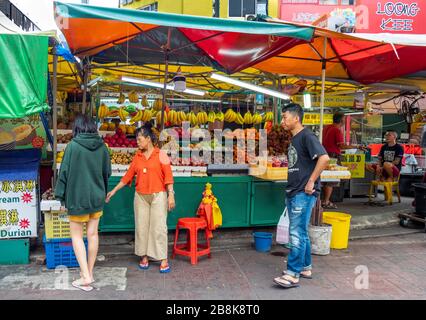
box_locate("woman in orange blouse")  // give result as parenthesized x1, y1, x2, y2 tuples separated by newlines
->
(106, 123, 175, 273)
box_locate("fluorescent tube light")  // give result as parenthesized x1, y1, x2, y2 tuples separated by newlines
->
(303, 92, 312, 109)
(210, 73, 290, 100)
(122, 76, 205, 96)
(168, 98, 221, 103)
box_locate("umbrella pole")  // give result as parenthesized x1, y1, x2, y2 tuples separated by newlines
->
(82, 61, 89, 115)
(319, 37, 327, 144)
(52, 48, 58, 186)
(161, 28, 172, 131)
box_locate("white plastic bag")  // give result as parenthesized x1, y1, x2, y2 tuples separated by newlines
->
(276, 208, 289, 244)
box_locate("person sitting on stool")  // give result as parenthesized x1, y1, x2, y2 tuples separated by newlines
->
(366, 131, 403, 182)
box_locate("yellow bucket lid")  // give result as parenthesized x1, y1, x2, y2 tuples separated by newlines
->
(323, 211, 351, 222)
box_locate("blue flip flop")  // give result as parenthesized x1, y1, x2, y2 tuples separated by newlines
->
(160, 263, 171, 273)
(138, 262, 149, 270)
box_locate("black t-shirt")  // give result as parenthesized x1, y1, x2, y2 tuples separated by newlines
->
(286, 128, 327, 198)
(379, 143, 404, 170)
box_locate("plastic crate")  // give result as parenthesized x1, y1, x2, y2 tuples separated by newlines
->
(44, 211, 87, 240)
(43, 236, 87, 269)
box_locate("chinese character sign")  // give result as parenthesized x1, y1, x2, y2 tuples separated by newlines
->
(0, 180, 37, 239)
(303, 113, 333, 125)
(341, 154, 365, 179)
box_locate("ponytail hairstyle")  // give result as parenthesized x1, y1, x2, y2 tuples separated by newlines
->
(136, 122, 158, 145)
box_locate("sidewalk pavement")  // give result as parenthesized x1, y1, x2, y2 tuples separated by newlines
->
(27, 195, 418, 262)
(1, 232, 426, 300)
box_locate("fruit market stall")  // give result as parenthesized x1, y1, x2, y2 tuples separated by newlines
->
(69, 122, 349, 231)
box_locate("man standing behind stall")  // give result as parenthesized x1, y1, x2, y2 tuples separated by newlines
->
(273, 103, 329, 289)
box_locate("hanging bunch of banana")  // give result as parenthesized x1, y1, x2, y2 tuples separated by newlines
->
(141, 95, 149, 108)
(129, 110, 143, 124)
(224, 109, 237, 123)
(263, 111, 274, 122)
(153, 99, 163, 111)
(142, 109, 153, 122)
(119, 107, 129, 122)
(168, 110, 178, 126)
(187, 112, 198, 126)
(215, 111, 224, 122)
(178, 111, 187, 123)
(117, 92, 126, 104)
(252, 112, 263, 125)
(208, 111, 216, 123)
(244, 111, 253, 125)
(235, 112, 244, 125)
(97, 103, 109, 119)
(156, 111, 168, 125)
(197, 111, 208, 125)
(128, 90, 139, 103)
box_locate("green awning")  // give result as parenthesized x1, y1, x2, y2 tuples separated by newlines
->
(0, 34, 49, 119)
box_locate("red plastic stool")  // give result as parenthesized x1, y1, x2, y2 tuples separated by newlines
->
(172, 217, 211, 265)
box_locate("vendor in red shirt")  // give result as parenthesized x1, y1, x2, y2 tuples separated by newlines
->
(322, 113, 363, 209)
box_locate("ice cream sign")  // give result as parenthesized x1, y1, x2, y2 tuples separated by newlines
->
(0, 180, 37, 239)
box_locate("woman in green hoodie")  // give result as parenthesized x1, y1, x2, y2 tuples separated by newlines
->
(55, 114, 111, 292)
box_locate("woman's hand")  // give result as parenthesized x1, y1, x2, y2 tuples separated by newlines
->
(168, 194, 175, 211)
(105, 190, 116, 203)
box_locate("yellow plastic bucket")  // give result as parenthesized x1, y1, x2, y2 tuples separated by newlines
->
(322, 212, 351, 249)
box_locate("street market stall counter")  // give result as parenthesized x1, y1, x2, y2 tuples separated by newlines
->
(100, 169, 351, 232)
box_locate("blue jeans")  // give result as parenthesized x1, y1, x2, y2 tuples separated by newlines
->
(285, 192, 317, 278)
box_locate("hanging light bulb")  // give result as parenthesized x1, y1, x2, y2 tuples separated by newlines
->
(173, 67, 186, 92)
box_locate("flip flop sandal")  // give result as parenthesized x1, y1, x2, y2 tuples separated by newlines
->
(274, 276, 300, 289)
(138, 261, 149, 270)
(282, 271, 312, 279)
(322, 202, 337, 209)
(160, 264, 171, 273)
(72, 279, 94, 292)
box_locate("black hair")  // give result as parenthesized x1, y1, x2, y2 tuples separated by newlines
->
(282, 103, 304, 123)
(333, 113, 344, 124)
(136, 122, 158, 145)
(72, 114, 97, 137)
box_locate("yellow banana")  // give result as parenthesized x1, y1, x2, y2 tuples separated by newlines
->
(244, 111, 253, 125)
(153, 99, 163, 111)
(208, 112, 216, 123)
(235, 112, 244, 125)
(117, 92, 125, 104)
(216, 112, 224, 122)
(141, 95, 149, 108)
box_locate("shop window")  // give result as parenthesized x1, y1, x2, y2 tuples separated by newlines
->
(213, 0, 220, 17)
(229, 0, 267, 17)
(139, 2, 158, 11)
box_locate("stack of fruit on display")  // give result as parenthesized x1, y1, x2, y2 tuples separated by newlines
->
(170, 157, 208, 167)
(267, 125, 292, 156)
(57, 133, 73, 144)
(99, 122, 118, 131)
(110, 150, 135, 165)
(97, 103, 109, 119)
(56, 151, 64, 163)
(103, 129, 137, 148)
(130, 108, 154, 124)
(270, 156, 288, 167)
